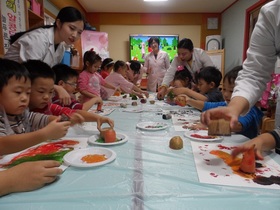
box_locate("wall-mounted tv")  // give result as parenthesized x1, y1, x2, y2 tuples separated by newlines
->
(129, 34, 179, 63)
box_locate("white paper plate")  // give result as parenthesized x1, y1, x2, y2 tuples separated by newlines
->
(88, 133, 128, 146)
(78, 122, 98, 132)
(136, 121, 169, 131)
(184, 130, 223, 142)
(63, 147, 116, 168)
(107, 96, 122, 101)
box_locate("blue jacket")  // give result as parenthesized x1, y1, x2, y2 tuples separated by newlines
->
(202, 102, 263, 139)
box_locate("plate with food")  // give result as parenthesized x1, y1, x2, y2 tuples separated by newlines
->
(136, 121, 169, 131)
(63, 147, 116, 168)
(88, 133, 128, 146)
(184, 130, 223, 142)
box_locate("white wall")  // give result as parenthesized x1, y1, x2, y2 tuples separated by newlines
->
(100, 25, 201, 62)
(221, 0, 258, 73)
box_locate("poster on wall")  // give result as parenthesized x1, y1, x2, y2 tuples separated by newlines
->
(1, 0, 26, 53)
(81, 30, 109, 60)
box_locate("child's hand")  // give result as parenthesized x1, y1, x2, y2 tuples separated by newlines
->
(44, 117, 71, 139)
(96, 116, 114, 131)
(68, 113, 85, 126)
(4, 160, 62, 194)
(142, 91, 149, 98)
(172, 87, 188, 96)
(55, 85, 71, 105)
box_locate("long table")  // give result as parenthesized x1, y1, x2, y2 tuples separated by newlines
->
(1, 99, 280, 210)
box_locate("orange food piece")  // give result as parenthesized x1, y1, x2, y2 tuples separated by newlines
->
(113, 90, 121, 96)
(81, 154, 107, 163)
(239, 145, 255, 174)
(175, 96, 187, 106)
(100, 127, 116, 143)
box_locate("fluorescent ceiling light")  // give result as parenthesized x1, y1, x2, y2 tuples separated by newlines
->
(144, 0, 168, 2)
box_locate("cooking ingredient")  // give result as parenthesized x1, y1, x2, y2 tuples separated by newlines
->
(169, 136, 183, 150)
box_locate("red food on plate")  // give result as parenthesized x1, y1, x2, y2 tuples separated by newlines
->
(190, 133, 216, 139)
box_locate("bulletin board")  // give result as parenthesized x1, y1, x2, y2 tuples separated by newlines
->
(206, 49, 225, 82)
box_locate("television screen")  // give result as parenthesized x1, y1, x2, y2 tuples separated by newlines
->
(129, 34, 179, 63)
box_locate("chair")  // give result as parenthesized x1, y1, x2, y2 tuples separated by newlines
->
(261, 117, 275, 133)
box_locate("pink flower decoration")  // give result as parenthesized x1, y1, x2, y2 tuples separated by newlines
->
(259, 73, 280, 109)
(177, 65, 184, 71)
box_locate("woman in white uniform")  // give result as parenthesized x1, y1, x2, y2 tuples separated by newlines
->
(4, 6, 85, 105)
(144, 37, 170, 92)
(157, 38, 213, 100)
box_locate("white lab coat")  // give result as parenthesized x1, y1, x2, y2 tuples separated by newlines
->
(4, 27, 65, 67)
(144, 50, 170, 92)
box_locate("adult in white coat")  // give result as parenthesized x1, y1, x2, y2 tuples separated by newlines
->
(144, 37, 170, 92)
(4, 6, 85, 105)
(201, 0, 280, 129)
(157, 38, 214, 100)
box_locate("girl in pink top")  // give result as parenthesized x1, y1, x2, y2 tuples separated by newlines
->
(78, 50, 115, 101)
(104, 60, 149, 98)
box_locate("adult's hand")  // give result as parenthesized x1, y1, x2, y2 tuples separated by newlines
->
(157, 86, 167, 100)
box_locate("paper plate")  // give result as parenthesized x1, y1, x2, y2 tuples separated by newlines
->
(136, 121, 169, 131)
(88, 133, 128, 146)
(184, 130, 223, 142)
(63, 147, 116, 168)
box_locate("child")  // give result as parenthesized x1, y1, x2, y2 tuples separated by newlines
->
(104, 60, 149, 98)
(52, 64, 103, 111)
(171, 66, 224, 102)
(126, 60, 146, 87)
(0, 58, 82, 155)
(170, 65, 193, 88)
(78, 50, 116, 101)
(177, 66, 263, 139)
(100, 58, 114, 79)
(24, 60, 114, 131)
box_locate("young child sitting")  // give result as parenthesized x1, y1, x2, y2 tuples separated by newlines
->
(169, 65, 193, 88)
(176, 66, 263, 139)
(78, 50, 116, 101)
(0, 58, 77, 195)
(104, 60, 149, 98)
(23, 60, 114, 131)
(0, 58, 83, 155)
(171, 66, 224, 102)
(100, 58, 114, 79)
(52, 64, 103, 111)
(126, 60, 146, 87)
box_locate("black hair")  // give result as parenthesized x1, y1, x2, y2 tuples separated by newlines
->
(113, 60, 126, 72)
(83, 50, 102, 70)
(101, 58, 114, 70)
(128, 60, 141, 74)
(22, 60, 55, 83)
(223, 65, 242, 85)
(52, 64, 79, 85)
(177, 38, 194, 51)
(0, 58, 30, 91)
(10, 6, 85, 44)
(196, 66, 222, 88)
(148, 37, 160, 47)
(173, 66, 193, 88)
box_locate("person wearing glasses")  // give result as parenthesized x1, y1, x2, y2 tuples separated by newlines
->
(157, 38, 214, 100)
(52, 64, 103, 111)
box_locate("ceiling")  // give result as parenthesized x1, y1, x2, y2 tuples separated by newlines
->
(77, 0, 237, 13)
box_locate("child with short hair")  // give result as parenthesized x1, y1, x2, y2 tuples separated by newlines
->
(24, 60, 114, 131)
(52, 64, 102, 111)
(104, 60, 149, 98)
(78, 50, 116, 101)
(100, 58, 114, 79)
(171, 66, 224, 102)
(177, 66, 263, 139)
(0, 58, 78, 155)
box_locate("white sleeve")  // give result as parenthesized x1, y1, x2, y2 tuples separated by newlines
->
(232, 4, 279, 108)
